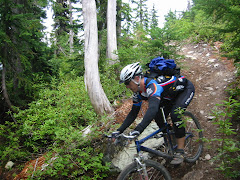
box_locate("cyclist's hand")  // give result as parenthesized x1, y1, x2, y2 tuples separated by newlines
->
(111, 131, 121, 145)
(129, 130, 140, 138)
(111, 131, 120, 138)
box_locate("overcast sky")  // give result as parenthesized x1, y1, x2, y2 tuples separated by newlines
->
(43, 0, 191, 36)
(145, 0, 191, 27)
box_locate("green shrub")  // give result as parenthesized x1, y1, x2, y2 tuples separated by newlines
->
(211, 97, 240, 178)
(0, 77, 110, 179)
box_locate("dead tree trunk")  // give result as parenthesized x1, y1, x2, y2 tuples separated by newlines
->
(82, 0, 113, 115)
(107, 0, 118, 64)
(1, 64, 16, 113)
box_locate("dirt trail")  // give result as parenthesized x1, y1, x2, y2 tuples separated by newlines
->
(164, 42, 236, 180)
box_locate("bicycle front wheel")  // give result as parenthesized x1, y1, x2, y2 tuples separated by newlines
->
(183, 111, 203, 163)
(117, 159, 172, 180)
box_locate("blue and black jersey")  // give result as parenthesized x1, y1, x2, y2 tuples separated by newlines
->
(133, 75, 188, 106)
(117, 75, 194, 137)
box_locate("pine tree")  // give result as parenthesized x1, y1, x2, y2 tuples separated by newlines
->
(132, 0, 149, 29)
(0, 0, 52, 111)
(150, 4, 158, 28)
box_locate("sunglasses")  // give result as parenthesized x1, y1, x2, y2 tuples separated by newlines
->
(124, 80, 131, 85)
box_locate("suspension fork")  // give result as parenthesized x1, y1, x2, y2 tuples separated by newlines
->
(135, 156, 149, 180)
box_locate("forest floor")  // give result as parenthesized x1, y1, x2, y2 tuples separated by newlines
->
(113, 41, 238, 180)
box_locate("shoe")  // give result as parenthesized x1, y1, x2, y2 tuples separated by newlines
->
(170, 151, 184, 165)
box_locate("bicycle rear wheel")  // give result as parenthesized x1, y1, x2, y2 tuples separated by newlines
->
(117, 159, 172, 180)
(182, 111, 203, 163)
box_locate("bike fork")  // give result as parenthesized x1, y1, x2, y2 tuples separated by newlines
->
(135, 157, 149, 180)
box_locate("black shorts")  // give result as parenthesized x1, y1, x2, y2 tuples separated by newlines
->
(155, 80, 195, 138)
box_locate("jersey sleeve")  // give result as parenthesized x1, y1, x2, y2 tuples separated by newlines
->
(145, 79, 163, 98)
(134, 96, 161, 133)
(133, 79, 162, 133)
(132, 92, 143, 106)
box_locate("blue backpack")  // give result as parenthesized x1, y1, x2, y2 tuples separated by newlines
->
(145, 57, 180, 78)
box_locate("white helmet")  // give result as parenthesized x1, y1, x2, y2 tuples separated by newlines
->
(119, 62, 142, 84)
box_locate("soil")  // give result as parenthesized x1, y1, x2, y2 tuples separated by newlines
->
(114, 41, 238, 180)
(164, 42, 237, 180)
(1, 42, 238, 180)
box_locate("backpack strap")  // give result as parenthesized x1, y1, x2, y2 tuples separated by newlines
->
(172, 75, 180, 90)
(145, 75, 180, 91)
(145, 77, 153, 87)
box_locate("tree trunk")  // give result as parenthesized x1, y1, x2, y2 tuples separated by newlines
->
(116, 0, 122, 43)
(107, 0, 118, 64)
(1, 64, 16, 113)
(11, 0, 23, 92)
(82, 0, 113, 115)
(68, 0, 74, 54)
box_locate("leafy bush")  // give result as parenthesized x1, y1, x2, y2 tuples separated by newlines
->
(100, 63, 132, 103)
(211, 97, 240, 178)
(0, 77, 110, 179)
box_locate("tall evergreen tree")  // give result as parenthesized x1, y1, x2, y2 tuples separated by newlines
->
(52, 0, 69, 56)
(119, 1, 132, 34)
(0, 0, 52, 112)
(150, 4, 158, 28)
(131, 0, 148, 29)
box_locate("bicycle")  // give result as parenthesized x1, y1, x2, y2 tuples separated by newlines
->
(106, 107, 203, 180)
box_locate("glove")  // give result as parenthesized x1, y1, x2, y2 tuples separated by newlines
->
(129, 130, 140, 138)
(111, 131, 120, 138)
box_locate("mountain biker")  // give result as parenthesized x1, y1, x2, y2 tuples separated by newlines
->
(112, 62, 195, 165)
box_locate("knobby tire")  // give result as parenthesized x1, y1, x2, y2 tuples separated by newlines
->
(117, 159, 172, 180)
(159, 111, 203, 163)
(182, 111, 203, 163)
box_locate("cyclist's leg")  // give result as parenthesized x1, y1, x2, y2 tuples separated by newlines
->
(170, 80, 195, 164)
(170, 80, 195, 138)
(154, 101, 172, 129)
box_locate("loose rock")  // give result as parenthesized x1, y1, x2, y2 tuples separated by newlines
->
(5, 161, 14, 169)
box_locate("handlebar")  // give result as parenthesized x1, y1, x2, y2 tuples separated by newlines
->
(104, 133, 137, 140)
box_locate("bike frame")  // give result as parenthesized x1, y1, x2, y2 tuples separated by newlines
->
(134, 123, 174, 160)
(134, 120, 194, 160)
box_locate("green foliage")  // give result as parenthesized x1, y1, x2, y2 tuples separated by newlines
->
(0, 0, 53, 106)
(192, 0, 240, 61)
(164, 11, 194, 41)
(189, 10, 225, 42)
(163, 10, 226, 43)
(101, 64, 132, 103)
(32, 147, 109, 179)
(0, 77, 110, 179)
(149, 27, 181, 59)
(210, 97, 240, 178)
(117, 26, 181, 69)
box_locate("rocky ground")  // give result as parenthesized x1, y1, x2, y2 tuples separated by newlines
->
(113, 41, 238, 180)
(165, 42, 237, 180)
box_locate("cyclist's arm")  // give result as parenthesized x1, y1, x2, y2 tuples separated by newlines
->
(134, 81, 162, 133)
(117, 93, 142, 133)
(134, 96, 160, 133)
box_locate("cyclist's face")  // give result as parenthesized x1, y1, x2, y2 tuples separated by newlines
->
(126, 77, 138, 93)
